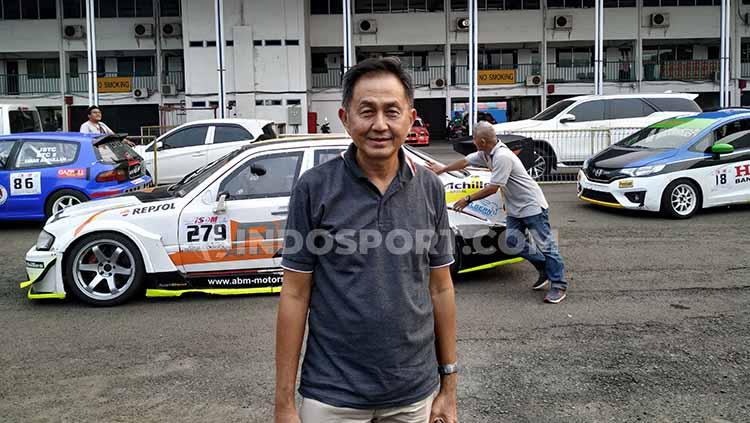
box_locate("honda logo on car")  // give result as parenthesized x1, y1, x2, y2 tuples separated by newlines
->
(594, 168, 604, 177)
(736, 164, 750, 183)
(120, 203, 176, 216)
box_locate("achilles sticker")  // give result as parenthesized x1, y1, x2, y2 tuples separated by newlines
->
(10, 172, 41, 196)
(0, 185, 7, 206)
(181, 215, 231, 251)
(58, 168, 87, 179)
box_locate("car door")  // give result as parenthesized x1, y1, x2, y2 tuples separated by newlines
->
(206, 124, 255, 162)
(9, 139, 80, 217)
(555, 99, 606, 163)
(0, 140, 17, 216)
(698, 119, 750, 206)
(148, 125, 211, 184)
(176, 149, 305, 289)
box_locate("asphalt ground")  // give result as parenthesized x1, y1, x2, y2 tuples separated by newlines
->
(1, 169, 749, 422)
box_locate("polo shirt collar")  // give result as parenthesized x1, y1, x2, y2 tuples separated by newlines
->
(342, 143, 416, 183)
(487, 141, 506, 159)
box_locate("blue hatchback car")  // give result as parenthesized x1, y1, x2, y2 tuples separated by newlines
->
(0, 133, 151, 220)
(578, 109, 750, 218)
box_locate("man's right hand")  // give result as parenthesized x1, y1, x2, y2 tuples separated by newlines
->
(426, 161, 445, 175)
(275, 407, 301, 423)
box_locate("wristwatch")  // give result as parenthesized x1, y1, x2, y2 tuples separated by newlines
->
(464, 195, 472, 204)
(438, 362, 459, 376)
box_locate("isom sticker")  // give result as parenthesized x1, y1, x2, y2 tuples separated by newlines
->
(10, 172, 41, 196)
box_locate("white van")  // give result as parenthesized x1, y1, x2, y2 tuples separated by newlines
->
(493, 94, 701, 178)
(0, 104, 43, 135)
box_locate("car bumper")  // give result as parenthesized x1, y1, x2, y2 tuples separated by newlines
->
(577, 170, 666, 212)
(22, 247, 66, 299)
(405, 138, 430, 145)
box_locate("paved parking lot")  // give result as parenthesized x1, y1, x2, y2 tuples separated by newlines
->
(1, 184, 749, 422)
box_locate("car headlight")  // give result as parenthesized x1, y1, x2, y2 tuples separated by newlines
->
(582, 159, 590, 170)
(36, 230, 55, 251)
(620, 164, 665, 177)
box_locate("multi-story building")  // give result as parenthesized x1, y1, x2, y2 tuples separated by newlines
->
(1, 0, 749, 138)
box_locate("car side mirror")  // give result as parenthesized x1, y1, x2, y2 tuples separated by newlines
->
(710, 143, 734, 156)
(214, 192, 229, 214)
(250, 164, 267, 176)
(559, 114, 576, 124)
(155, 141, 165, 151)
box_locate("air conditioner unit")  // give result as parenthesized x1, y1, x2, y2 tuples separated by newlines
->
(161, 23, 182, 38)
(134, 23, 154, 38)
(525, 75, 542, 87)
(649, 13, 669, 28)
(430, 78, 446, 89)
(357, 19, 377, 34)
(455, 17, 470, 32)
(161, 84, 177, 96)
(553, 15, 573, 30)
(63, 25, 85, 40)
(132, 87, 149, 99)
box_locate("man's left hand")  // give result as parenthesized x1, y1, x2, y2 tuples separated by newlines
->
(430, 389, 457, 423)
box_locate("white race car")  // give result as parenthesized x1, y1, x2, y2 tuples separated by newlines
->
(23, 135, 522, 306)
(578, 110, 750, 218)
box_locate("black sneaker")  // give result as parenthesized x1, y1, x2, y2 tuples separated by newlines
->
(532, 267, 549, 291)
(544, 288, 567, 304)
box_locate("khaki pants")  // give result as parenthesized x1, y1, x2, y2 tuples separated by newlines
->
(300, 391, 437, 423)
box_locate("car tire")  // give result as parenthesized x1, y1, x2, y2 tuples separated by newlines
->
(527, 145, 553, 180)
(63, 232, 145, 306)
(45, 189, 88, 218)
(661, 179, 701, 219)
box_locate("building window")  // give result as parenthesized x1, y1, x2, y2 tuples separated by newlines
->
(451, 0, 539, 9)
(286, 39, 300, 46)
(644, 0, 719, 4)
(69, 58, 79, 78)
(161, 0, 180, 16)
(62, 0, 82, 18)
(253, 40, 263, 46)
(0, 0, 57, 19)
(265, 40, 282, 46)
(556, 47, 593, 67)
(27, 58, 60, 79)
(287, 99, 301, 105)
(206, 41, 217, 47)
(192, 101, 206, 107)
(117, 57, 155, 76)
(255, 100, 264, 106)
(97, 58, 106, 77)
(350, 0, 443, 13)
(189, 41, 204, 47)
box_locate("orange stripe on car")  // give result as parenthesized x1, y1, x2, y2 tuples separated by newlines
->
(74, 210, 107, 236)
(169, 240, 284, 266)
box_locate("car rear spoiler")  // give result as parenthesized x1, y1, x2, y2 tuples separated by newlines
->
(92, 133, 129, 146)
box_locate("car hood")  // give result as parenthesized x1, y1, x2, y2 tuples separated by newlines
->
(590, 146, 679, 169)
(53, 195, 143, 220)
(493, 120, 543, 132)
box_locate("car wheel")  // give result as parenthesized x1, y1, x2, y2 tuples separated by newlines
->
(45, 189, 88, 217)
(527, 147, 552, 180)
(661, 179, 701, 219)
(63, 232, 145, 306)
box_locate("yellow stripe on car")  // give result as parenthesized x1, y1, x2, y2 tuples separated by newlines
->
(27, 291, 65, 300)
(146, 287, 281, 298)
(458, 257, 525, 274)
(578, 195, 624, 209)
(19, 280, 33, 289)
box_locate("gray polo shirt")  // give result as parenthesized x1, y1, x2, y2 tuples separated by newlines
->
(466, 142, 549, 218)
(281, 143, 454, 409)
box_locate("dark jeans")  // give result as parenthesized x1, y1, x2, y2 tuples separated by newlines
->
(505, 209, 567, 290)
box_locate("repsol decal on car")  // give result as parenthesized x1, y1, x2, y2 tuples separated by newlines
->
(120, 203, 176, 216)
(57, 168, 87, 179)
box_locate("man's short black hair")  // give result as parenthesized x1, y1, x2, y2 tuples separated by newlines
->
(341, 57, 414, 110)
(87, 106, 101, 115)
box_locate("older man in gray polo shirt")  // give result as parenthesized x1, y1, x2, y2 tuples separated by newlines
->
(275, 57, 458, 423)
(428, 121, 568, 304)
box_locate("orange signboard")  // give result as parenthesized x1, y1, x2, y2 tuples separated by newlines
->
(478, 69, 516, 85)
(98, 77, 132, 93)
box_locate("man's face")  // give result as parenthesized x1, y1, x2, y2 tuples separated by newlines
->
(89, 109, 102, 122)
(339, 72, 415, 161)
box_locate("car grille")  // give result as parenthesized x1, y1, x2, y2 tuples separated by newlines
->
(586, 166, 627, 183)
(580, 188, 619, 205)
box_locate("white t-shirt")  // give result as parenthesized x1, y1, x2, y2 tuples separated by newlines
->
(80, 121, 114, 135)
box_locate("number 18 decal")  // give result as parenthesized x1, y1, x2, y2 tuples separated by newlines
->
(10, 172, 41, 196)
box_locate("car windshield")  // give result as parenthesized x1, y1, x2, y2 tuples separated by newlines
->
(403, 144, 469, 177)
(96, 139, 140, 163)
(531, 100, 575, 121)
(616, 118, 714, 150)
(171, 146, 249, 197)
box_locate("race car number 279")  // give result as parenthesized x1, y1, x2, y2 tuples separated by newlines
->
(182, 215, 230, 250)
